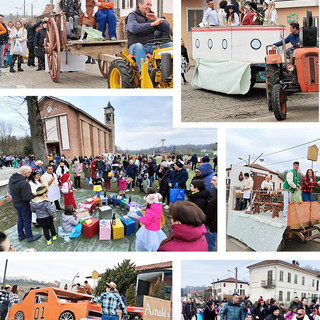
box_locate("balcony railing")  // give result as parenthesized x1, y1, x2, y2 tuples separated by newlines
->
(261, 280, 275, 288)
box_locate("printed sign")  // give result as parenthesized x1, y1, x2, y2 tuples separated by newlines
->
(287, 14, 298, 23)
(143, 296, 171, 320)
(92, 270, 99, 279)
(307, 145, 319, 161)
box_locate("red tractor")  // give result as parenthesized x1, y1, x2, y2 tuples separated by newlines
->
(265, 10, 319, 120)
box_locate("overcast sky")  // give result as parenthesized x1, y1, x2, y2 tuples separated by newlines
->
(0, 96, 217, 150)
(227, 129, 320, 174)
(0, 255, 170, 287)
(0, 1, 53, 17)
(181, 260, 320, 288)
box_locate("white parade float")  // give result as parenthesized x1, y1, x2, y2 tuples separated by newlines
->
(191, 25, 285, 94)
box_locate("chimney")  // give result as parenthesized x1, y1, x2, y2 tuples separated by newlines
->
(292, 260, 295, 265)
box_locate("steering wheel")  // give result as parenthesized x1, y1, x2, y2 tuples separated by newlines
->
(144, 38, 172, 46)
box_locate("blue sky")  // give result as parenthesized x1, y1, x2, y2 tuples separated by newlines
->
(0, 96, 217, 150)
(181, 260, 320, 287)
(227, 129, 320, 174)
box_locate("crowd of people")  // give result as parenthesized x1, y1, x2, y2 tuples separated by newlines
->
(4, 151, 217, 251)
(182, 294, 320, 320)
(0, 0, 173, 76)
(0, 280, 127, 320)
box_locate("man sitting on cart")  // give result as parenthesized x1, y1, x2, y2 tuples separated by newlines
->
(126, 0, 173, 72)
(94, 0, 117, 40)
(272, 21, 300, 58)
(54, 0, 81, 39)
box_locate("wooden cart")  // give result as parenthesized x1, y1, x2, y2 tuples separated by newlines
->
(44, 14, 126, 82)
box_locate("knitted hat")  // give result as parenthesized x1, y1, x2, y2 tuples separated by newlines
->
(60, 173, 70, 184)
(270, 306, 280, 314)
(175, 159, 184, 168)
(146, 193, 162, 204)
(160, 161, 168, 167)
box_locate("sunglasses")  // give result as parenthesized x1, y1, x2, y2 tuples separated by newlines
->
(297, 314, 304, 316)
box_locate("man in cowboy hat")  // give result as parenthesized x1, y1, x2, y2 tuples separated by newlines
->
(92, 281, 127, 319)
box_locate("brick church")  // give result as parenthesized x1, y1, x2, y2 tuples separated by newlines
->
(38, 97, 115, 159)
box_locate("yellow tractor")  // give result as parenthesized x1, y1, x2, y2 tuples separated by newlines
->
(108, 39, 173, 89)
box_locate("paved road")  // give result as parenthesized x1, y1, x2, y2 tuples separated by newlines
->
(0, 62, 108, 89)
(181, 68, 319, 122)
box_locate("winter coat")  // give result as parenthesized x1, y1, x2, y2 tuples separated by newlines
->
(205, 189, 217, 233)
(126, 163, 138, 178)
(29, 199, 57, 219)
(55, 0, 81, 16)
(252, 307, 267, 320)
(266, 314, 285, 320)
(147, 160, 157, 177)
(102, 163, 112, 181)
(9, 173, 33, 207)
(220, 301, 245, 320)
(61, 212, 80, 233)
(0, 23, 9, 45)
(186, 189, 210, 213)
(118, 179, 127, 191)
(158, 167, 170, 193)
(97, 160, 104, 171)
(168, 168, 188, 189)
(9, 27, 28, 56)
(204, 307, 217, 320)
(34, 28, 47, 58)
(71, 163, 82, 176)
(198, 163, 214, 193)
(26, 20, 41, 45)
(139, 203, 163, 231)
(157, 223, 208, 251)
(83, 165, 92, 178)
(183, 302, 194, 316)
(190, 154, 198, 163)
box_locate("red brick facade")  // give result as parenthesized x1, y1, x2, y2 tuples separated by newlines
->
(38, 97, 114, 160)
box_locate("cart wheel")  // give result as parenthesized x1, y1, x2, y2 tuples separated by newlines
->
(265, 64, 279, 111)
(14, 311, 24, 320)
(307, 10, 313, 27)
(108, 59, 135, 89)
(58, 311, 75, 320)
(98, 59, 109, 78)
(45, 18, 61, 83)
(272, 84, 287, 121)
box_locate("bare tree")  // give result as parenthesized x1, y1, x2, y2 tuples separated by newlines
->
(0, 121, 13, 155)
(26, 97, 48, 167)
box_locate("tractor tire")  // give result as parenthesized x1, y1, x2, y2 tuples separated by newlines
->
(58, 311, 75, 320)
(307, 10, 313, 27)
(265, 63, 280, 111)
(108, 59, 135, 89)
(150, 68, 160, 88)
(250, 68, 257, 90)
(14, 311, 24, 320)
(303, 17, 308, 28)
(272, 83, 287, 121)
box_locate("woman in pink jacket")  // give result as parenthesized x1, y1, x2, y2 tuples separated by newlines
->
(135, 192, 167, 251)
(158, 201, 208, 251)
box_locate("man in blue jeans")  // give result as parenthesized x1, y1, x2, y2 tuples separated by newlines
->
(92, 281, 127, 320)
(8, 166, 41, 243)
(126, 0, 173, 72)
(95, 0, 117, 40)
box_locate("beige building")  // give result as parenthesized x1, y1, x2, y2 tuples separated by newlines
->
(212, 277, 250, 300)
(39, 97, 115, 159)
(181, 0, 319, 63)
(248, 260, 320, 305)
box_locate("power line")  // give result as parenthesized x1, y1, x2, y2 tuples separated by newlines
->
(263, 139, 320, 157)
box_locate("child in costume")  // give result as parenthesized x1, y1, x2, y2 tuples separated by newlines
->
(92, 171, 103, 197)
(135, 191, 167, 251)
(29, 186, 57, 245)
(60, 173, 77, 209)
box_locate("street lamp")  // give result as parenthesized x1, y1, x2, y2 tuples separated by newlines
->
(227, 268, 238, 293)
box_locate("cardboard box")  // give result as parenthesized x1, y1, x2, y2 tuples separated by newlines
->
(127, 212, 140, 230)
(120, 216, 136, 236)
(126, 201, 139, 212)
(99, 220, 111, 240)
(120, 199, 129, 211)
(82, 218, 99, 239)
(0, 195, 11, 207)
(99, 205, 112, 220)
(83, 200, 96, 213)
(114, 196, 123, 207)
(111, 218, 124, 240)
(93, 196, 101, 207)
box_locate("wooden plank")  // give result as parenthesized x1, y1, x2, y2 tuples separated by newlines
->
(68, 40, 127, 60)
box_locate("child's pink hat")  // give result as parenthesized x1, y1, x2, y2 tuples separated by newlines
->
(145, 193, 162, 204)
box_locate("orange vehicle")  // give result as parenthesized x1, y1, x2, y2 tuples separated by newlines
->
(8, 287, 103, 320)
(265, 10, 319, 121)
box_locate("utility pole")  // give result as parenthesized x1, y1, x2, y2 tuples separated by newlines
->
(2, 260, 8, 287)
(31, 4, 33, 19)
(161, 139, 166, 156)
(51, 0, 53, 15)
(23, 0, 26, 17)
(235, 267, 238, 293)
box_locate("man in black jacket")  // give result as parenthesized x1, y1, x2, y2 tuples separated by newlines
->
(26, 19, 42, 66)
(147, 157, 157, 187)
(0, 15, 8, 70)
(126, 159, 138, 192)
(8, 166, 41, 243)
(126, 0, 172, 72)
